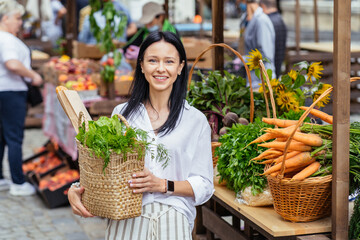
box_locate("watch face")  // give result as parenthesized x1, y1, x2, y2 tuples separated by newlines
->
(167, 180, 174, 192)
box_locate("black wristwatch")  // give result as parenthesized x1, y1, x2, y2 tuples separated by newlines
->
(165, 180, 174, 195)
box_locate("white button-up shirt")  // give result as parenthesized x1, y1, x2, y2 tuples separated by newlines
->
(112, 100, 214, 228)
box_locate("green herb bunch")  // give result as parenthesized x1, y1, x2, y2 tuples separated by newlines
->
(216, 118, 271, 195)
(76, 115, 170, 173)
(187, 70, 267, 135)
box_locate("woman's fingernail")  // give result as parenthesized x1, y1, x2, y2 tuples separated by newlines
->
(133, 174, 136, 177)
(130, 184, 133, 187)
(128, 180, 132, 183)
(133, 190, 136, 193)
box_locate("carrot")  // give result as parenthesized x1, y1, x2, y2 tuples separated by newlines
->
(247, 132, 278, 145)
(258, 141, 312, 152)
(299, 106, 333, 124)
(276, 137, 288, 142)
(291, 161, 321, 181)
(258, 158, 277, 165)
(251, 148, 283, 161)
(269, 166, 302, 177)
(273, 151, 301, 164)
(263, 152, 314, 175)
(262, 118, 299, 128)
(266, 128, 323, 147)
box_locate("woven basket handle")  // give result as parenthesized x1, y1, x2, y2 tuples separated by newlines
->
(187, 43, 255, 123)
(115, 114, 130, 128)
(78, 111, 89, 132)
(279, 77, 360, 177)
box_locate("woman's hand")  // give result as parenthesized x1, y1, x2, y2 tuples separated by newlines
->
(31, 71, 43, 86)
(68, 186, 94, 218)
(129, 167, 166, 194)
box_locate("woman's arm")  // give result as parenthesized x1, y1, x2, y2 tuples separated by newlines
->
(5, 59, 43, 86)
(129, 168, 195, 197)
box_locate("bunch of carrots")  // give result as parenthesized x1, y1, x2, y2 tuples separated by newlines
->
(248, 107, 333, 181)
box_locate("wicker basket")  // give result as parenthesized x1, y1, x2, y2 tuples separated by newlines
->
(267, 174, 332, 222)
(266, 87, 335, 222)
(77, 113, 144, 220)
(211, 142, 222, 168)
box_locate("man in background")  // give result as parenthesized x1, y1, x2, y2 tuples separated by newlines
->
(260, 0, 287, 78)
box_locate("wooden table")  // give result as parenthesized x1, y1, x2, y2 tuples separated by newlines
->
(201, 182, 331, 240)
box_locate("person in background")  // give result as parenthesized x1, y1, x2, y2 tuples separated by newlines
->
(68, 31, 214, 239)
(0, 0, 43, 196)
(260, 0, 287, 78)
(236, 0, 275, 88)
(124, 1, 179, 61)
(78, 0, 136, 44)
(41, 0, 67, 47)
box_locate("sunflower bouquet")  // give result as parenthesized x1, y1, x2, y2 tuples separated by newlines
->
(246, 49, 332, 115)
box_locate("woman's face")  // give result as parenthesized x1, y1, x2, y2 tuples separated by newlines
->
(2, 12, 23, 35)
(141, 40, 184, 95)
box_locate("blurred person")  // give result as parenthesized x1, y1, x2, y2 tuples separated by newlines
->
(236, 0, 275, 88)
(0, 0, 43, 196)
(260, 0, 287, 78)
(68, 31, 214, 239)
(41, 0, 67, 47)
(123, 1, 179, 61)
(78, 0, 136, 44)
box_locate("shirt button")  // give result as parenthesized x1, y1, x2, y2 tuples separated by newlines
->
(152, 138, 155, 141)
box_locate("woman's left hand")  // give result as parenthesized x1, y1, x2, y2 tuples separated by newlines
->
(129, 167, 165, 194)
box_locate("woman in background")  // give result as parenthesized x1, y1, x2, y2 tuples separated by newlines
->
(0, 0, 43, 196)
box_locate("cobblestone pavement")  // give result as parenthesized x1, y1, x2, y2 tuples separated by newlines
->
(0, 129, 106, 240)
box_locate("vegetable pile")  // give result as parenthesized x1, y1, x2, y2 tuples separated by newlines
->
(76, 115, 169, 173)
(216, 118, 270, 195)
(187, 70, 267, 140)
(250, 107, 360, 195)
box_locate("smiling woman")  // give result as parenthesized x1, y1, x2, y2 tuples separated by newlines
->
(67, 31, 214, 240)
(141, 40, 184, 96)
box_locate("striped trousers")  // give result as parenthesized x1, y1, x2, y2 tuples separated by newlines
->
(106, 202, 192, 240)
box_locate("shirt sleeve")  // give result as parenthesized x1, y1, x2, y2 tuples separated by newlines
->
(186, 118, 214, 206)
(0, 43, 21, 62)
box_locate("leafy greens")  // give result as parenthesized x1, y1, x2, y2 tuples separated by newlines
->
(76, 115, 170, 173)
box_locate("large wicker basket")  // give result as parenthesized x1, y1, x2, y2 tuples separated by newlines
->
(266, 86, 335, 222)
(267, 174, 332, 222)
(77, 113, 144, 220)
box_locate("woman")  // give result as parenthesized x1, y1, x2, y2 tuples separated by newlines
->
(68, 31, 214, 239)
(0, 0, 43, 195)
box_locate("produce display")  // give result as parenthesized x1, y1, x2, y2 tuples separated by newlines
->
(22, 151, 63, 175)
(44, 55, 99, 91)
(38, 169, 79, 191)
(187, 70, 267, 140)
(76, 115, 170, 173)
(216, 118, 270, 195)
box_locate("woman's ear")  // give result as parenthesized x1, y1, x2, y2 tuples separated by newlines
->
(178, 60, 185, 75)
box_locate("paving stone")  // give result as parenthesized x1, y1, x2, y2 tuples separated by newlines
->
(64, 232, 90, 240)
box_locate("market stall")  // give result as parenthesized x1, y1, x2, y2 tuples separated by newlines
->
(197, 0, 353, 239)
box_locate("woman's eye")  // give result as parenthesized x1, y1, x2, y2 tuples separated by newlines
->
(166, 60, 175, 64)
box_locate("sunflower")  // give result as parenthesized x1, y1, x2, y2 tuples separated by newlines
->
(307, 62, 324, 83)
(276, 91, 299, 111)
(246, 49, 262, 71)
(258, 78, 279, 94)
(288, 69, 298, 82)
(313, 84, 332, 108)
